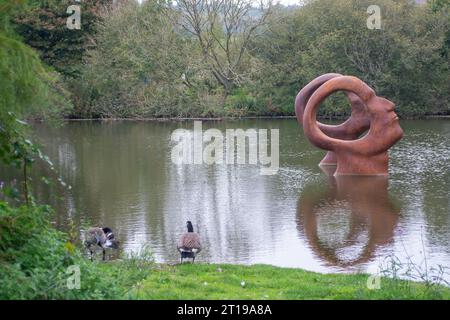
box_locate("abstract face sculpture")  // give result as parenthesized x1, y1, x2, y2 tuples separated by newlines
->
(295, 73, 370, 165)
(303, 76, 403, 176)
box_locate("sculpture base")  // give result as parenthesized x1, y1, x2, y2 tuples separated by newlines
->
(334, 152, 389, 176)
(319, 151, 338, 166)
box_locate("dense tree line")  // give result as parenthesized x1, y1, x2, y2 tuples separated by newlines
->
(1, 0, 68, 175)
(252, 0, 450, 117)
(8, 0, 450, 119)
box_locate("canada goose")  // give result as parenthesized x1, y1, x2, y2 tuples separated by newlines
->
(85, 227, 119, 261)
(177, 221, 201, 263)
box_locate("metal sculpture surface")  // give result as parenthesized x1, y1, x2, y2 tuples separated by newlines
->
(300, 75, 403, 175)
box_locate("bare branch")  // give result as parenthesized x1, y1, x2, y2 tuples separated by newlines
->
(174, 0, 273, 94)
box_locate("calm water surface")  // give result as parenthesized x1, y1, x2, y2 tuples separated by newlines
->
(3, 119, 450, 280)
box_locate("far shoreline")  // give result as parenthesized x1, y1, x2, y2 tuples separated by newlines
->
(31, 114, 450, 123)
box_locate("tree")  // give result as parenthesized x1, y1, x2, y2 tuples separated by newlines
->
(252, 0, 450, 116)
(77, 0, 190, 118)
(428, 0, 450, 58)
(14, 0, 114, 78)
(0, 0, 67, 120)
(175, 0, 273, 99)
(70, 0, 450, 118)
(428, 0, 450, 11)
(1, 0, 68, 203)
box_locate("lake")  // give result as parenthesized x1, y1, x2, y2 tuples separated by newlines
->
(3, 119, 449, 281)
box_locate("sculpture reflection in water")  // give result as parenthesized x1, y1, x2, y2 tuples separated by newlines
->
(296, 166, 401, 268)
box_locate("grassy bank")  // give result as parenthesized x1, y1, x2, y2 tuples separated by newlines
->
(131, 263, 450, 300)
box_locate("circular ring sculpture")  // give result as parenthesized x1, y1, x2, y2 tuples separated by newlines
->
(299, 75, 403, 176)
(295, 73, 370, 166)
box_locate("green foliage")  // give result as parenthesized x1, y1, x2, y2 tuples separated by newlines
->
(251, 0, 450, 117)
(0, 0, 70, 204)
(14, 0, 113, 78)
(0, 27, 67, 119)
(0, 201, 154, 299)
(72, 0, 449, 118)
(0, 0, 69, 118)
(225, 89, 259, 117)
(73, 0, 196, 118)
(4, 0, 449, 119)
(428, 0, 450, 58)
(0, 201, 73, 299)
(429, 0, 450, 12)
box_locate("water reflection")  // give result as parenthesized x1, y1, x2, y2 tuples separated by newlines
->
(297, 166, 400, 268)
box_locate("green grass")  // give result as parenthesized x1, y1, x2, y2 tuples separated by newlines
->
(132, 263, 450, 300)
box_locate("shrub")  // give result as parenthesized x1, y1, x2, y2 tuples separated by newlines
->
(0, 201, 153, 299)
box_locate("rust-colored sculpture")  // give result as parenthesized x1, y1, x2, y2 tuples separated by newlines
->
(295, 73, 370, 166)
(302, 75, 403, 175)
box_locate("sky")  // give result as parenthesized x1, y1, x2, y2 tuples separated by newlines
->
(275, 0, 301, 5)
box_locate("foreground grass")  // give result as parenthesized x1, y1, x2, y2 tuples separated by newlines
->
(131, 264, 450, 300)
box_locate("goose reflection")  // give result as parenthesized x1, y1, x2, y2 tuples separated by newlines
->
(296, 166, 400, 268)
